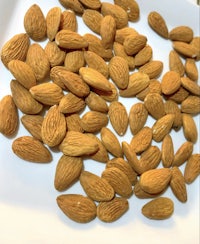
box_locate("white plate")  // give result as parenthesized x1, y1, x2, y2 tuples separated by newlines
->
(0, 0, 199, 243)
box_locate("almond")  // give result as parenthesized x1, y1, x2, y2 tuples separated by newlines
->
(129, 102, 148, 135)
(8, 60, 36, 89)
(21, 115, 44, 141)
(56, 194, 96, 223)
(12, 136, 52, 163)
(181, 95, 200, 114)
(0, 95, 18, 136)
(109, 56, 129, 89)
(100, 15, 116, 49)
(161, 134, 174, 168)
(41, 105, 66, 147)
(134, 182, 162, 199)
(64, 50, 85, 73)
(173, 41, 198, 58)
(66, 114, 84, 133)
(108, 101, 128, 136)
(102, 167, 133, 198)
(59, 131, 99, 156)
(142, 197, 174, 220)
(130, 126, 152, 154)
(184, 154, 200, 184)
(80, 171, 114, 202)
(190, 36, 200, 61)
(30, 82, 64, 106)
(80, 111, 108, 133)
(169, 50, 185, 76)
(135, 45, 153, 67)
(60, 10, 77, 32)
(10, 79, 43, 115)
(185, 58, 198, 81)
(181, 76, 200, 96)
(46, 7, 62, 41)
(101, 2, 128, 29)
(59, 93, 85, 114)
(169, 26, 193, 43)
(100, 127, 123, 158)
(0, 33, 30, 67)
(55, 30, 88, 49)
(139, 168, 171, 194)
(152, 114, 175, 142)
(85, 91, 108, 113)
(59, 0, 84, 14)
(161, 71, 181, 95)
(148, 11, 168, 39)
(138, 60, 163, 79)
(93, 82, 118, 102)
(173, 141, 193, 167)
(124, 34, 147, 56)
(170, 167, 187, 203)
(54, 155, 83, 191)
(182, 113, 198, 143)
(115, 27, 138, 44)
(82, 9, 103, 34)
(97, 197, 129, 222)
(166, 86, 189, 104)
(79, 0, 101, 9)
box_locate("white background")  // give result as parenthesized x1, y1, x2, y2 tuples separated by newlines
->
(0, 0, 199, 243)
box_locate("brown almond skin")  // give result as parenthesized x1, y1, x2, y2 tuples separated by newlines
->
(161, 71, 181, 95)
(57, 194, 96, 223)
(100, 15, 116, 49)
(182, 113, 198, 143)
(138, 60, 163, 79)
(0, 95, 18, 137)
(59, 0, 84, 14)
(60, 10, 78, 32)
(173, 141, 193, 167)
(82, 9, 103, 34)
(169, 50, 185, 76)
(64, 50, 85, 73)
(161, 134, 174, 168)
(169, 26, 193, 43)
(142, 197, 174, 220)
(181, 95, 200, 114)
(54, 155, 83, 191)
(80, 171, 115, 202)
(12, 136, 52, 163)
(97, 197, 129, 222)
(184, 154, 200, 184)
(46, 7, 62, 41)
(134, 182, 162, 199)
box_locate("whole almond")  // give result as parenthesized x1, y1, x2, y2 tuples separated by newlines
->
(139, 168, 171, 194)
(142, 197, 174, 220)
(54, 155, 83, 191)
(115, 27, 138, 44)
(109, 56, 129, 89)
(80, 171, 114, 202)
(124, 34, 147, 56)
(148, 11, 168, 39)
(181, 76, 200, 96)
(134, 182, 162, 199)
(80, 111, 108, 133)
(84, 51, 109, 78)
(21, 115, 44, 141)
(130, 126, 152, 154)
(100, 15, 116, 49)
(79, 0, 101, 9)
(59, 0, 84, 14)
(82, 9, 103, 34)
(152, 114, 175, 142)
(169, 26, 193, 43)
(169, 50, 185, 76)
(170, 167, 187, 203)
(173, 41, 198, 58)
(93, 82, 118, 102)
(101, 2, 128, 29)
(100, 127, 123, 158)
(66, 114, 84, 133)
(135, 45, 153, 67)
(46, 7, 61, 41)
(184, 154, 200, 184)
(106, 157, 138, 185)
(138, 60, 163, 79)
(119, 72, 150, 97)
(102, 167, 133, 198)
(182, 113, 198, 143)
(49, 66, 67, 89)
(59, 131, 99, 156)
(8, 60, 36, 89)
(59, 93, 85, 114)
(161, 71, 181, 95)
(185, 58, 198, 81)
(108, 101, 128, 136)
(41, 105, 66, 147)
(129, 103, 148, 135)
(114, 0, 140, 21)
(44, 41, 66, 67)
(0, 95, 18, 136)
(26, 43, 50, 82)
(85, 91, 108, 113)
(30, 82, 64, 106)
(97, 197, 129, 222)
(24, 4, 46, 41)
(173, 141, 193, 167)
(56, 194, 96, 223)
(144, 93, 165, 120)
(79, 67, 111, 92)
(1, 33, 30, 67)
(10, 79, 43, 115)
(60, 10, 77, 32)
(161, 134, 174, 168)
(181, 95, 200, 114)
(12, 136, 52, 163)
(166, 86, 189, 104)
(190, 36, 200, 61)
(64, 50, 85, 73)
(55, 30, 88, 49)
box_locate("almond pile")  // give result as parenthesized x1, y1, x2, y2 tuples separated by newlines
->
(0, 0, 199, 223)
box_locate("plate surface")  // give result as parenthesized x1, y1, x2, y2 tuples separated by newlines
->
(0, 0, 199, 243)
